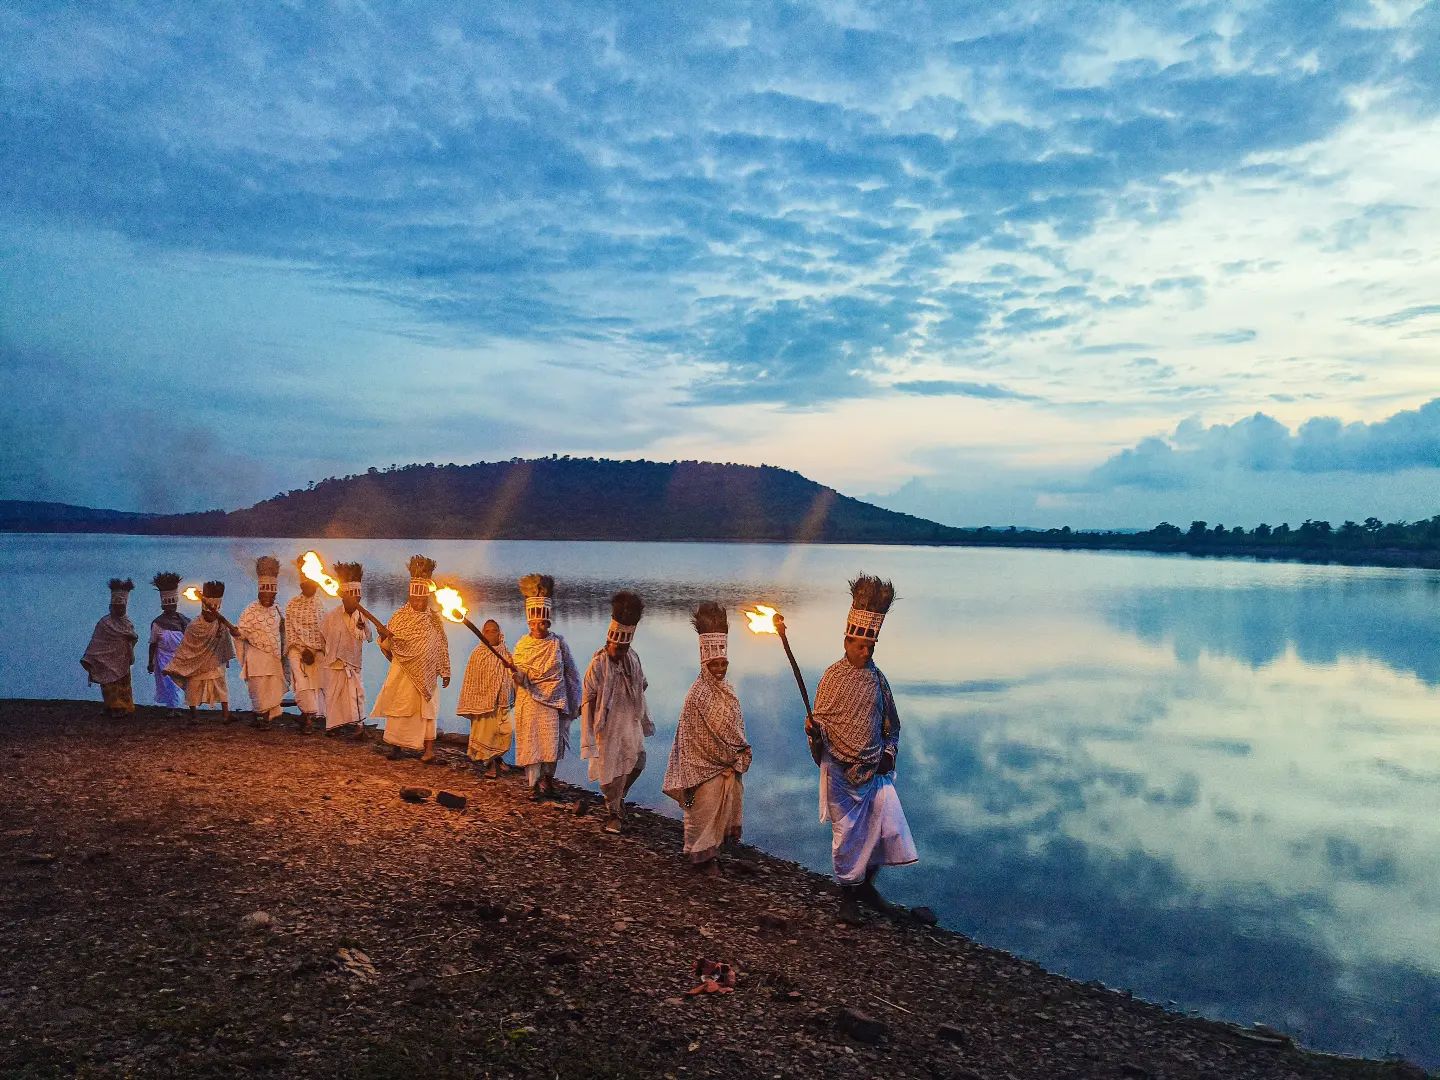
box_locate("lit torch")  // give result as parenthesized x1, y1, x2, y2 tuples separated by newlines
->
(743, 603, 813, 717)
(181, 585, 237, 632)
(431, 583, 515, 671)
(297, 550, 389, 639)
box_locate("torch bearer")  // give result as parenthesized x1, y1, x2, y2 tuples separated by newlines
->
(743, 604, 813, 717)
(297, 551, 390, 639)
(431, 584, 517, 672)
(182, 586, 239, 634)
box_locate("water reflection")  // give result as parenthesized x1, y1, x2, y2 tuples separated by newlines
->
(3, 537, 1439, 1066)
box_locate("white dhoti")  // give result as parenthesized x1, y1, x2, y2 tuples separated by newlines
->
(323, 663, 366, 729)
(245, 674, 286, 719)
(683, 769, 744, 863)
(186, 667, 228, 707)
(287, 647, 327, 717)
(819, 752, 918, 885)
(374, 663, 437, 750)
(153, 628, 185, 708)
(514, 693, 567, 768)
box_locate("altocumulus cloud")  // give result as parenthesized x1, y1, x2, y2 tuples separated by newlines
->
(4, 0, 1438, 417)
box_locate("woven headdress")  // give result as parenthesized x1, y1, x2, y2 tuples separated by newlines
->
(255, 555, 280, 592)
(334, 561, 364, 597)
(152, 571, 181, 606)
(845, 574, 895, 640)
(108, 577, 135, 606)
(519, 573, 554, 621)
(692, 602, 728, 663)
(606, 590, 644, 645)
(407, 554, 436, 598)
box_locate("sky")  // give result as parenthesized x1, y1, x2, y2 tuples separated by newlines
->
(1, 0, 1438, 528)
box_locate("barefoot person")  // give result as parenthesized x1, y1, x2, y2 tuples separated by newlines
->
(807, 574, 917, 924)
(235, 556, 286, 729)
(164, 581, 235, 721)
(320, 562, 373, 737)
(147, 572, 189, 713)
(662, 603, 751, 875)
(285, 556, 329, 733)
(511, 574, 580, 801)
(458, 619, 514, 779)
(581, 591, 653, 833)
(81, 578, 138, 717)
(375, 555, 450, 763)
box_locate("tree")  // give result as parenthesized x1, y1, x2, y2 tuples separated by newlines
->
(1187, 520, 1208, 539)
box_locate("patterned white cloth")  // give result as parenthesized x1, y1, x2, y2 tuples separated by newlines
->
(284, 593, 327, 652)
(810, 659, 899, 783)
(164, 616, 235, 684)
(236, 602, 284, 676)
(320, 606, 370, 730)
(820, 750, 918, 884)
(580, 649, 652, 787)
(381, 605, 450, 700)
(661, 671, 751, 803)
(150, 621, 187, 707)
(457, 637, 514, 717)
(80, 614, 137, 686)
(512, 632, 578, 768)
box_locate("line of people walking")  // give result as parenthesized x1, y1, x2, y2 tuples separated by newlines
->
(81, 556, 917, 918)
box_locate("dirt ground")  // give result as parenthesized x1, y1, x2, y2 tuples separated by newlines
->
(0, 699, 1429, 1080)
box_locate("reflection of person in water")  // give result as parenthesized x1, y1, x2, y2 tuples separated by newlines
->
(806, 574, 918, 925)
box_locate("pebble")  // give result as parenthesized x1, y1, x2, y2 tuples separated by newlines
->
(835, 1006, 887, 1044)
(399, 787, 432, 803)
(436, 790, 467, 810)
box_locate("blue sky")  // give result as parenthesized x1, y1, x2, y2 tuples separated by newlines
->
(2, 1, 1437, 527)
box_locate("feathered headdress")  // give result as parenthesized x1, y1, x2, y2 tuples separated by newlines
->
(519, 573, 555, 621)
(152, 571, 181, 606)
(334, 561, 364, 596)
(255, 555, 280, 592)
(201, 580, 225, 600)
(108, 577, 135, 605)
(407, 554, 436, 597)
(607, 590, 644, 645)
(692, 601, 728, 663)
(845, 573, 895, 640)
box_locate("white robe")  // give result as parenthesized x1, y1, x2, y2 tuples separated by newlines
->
(237, 603, 286, 718)
(321, 606, 370, 730)
(819, 750, 918, 885)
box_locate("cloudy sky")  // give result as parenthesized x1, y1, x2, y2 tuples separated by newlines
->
(2, 1, 1437, 528)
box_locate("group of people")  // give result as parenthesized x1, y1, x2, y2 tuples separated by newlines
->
(81, 557, 918, 919)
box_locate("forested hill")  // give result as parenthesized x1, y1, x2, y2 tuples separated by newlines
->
(136, 458, 970, 543)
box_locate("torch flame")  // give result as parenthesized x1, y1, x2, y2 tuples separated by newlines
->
(183, 586, 202, 603)
(429, 582, 468, 624)
(743, 604, 780, 634)
(298, 550, 341, 597)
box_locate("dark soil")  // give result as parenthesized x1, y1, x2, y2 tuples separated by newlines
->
(0, 699, 1429, 1079)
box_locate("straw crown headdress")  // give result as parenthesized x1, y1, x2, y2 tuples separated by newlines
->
(519, 573, 555, 621)
(108, 577, 135, 605)
(334, 561, 364, 596)
(692, 601, 728, 663)
(407, 555, 436, 597)
(845, 574, 894, 640)
(201, 580, 225, 600)
(151, 572, 181, 604)
(255, 555, 280, 590)
(606, 590, 644, 645)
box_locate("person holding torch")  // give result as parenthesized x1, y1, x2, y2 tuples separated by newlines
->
(320, 562, 373, 737)
(374, 555, 450, 763)
(163, 580, 235, 722)
(284, 555, 329, 733)
(807, 574, 917, 925)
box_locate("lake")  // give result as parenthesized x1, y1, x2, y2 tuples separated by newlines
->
(3, 533, 1438, 1067)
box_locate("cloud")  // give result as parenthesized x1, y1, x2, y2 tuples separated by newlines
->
(890, 380, 1041, 401)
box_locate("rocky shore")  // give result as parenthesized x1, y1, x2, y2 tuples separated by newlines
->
(0, 699, 1429, 1079)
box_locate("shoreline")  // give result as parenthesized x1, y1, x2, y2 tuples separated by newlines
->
(1, 698, 1429, 1078)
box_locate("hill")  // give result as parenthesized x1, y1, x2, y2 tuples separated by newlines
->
(0, 500, 159, 532)
(1, 459, 967, 544)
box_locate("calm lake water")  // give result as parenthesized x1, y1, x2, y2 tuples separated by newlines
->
(4, 533, 1439, 1066)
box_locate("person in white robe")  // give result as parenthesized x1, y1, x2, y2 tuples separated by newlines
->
(321, 561, 372, 736)
(147, 572, 189, 712)
(457, 619, 515, 779)
(234, 555, 286, 728)
(81, 579, 138, 717)
(163, 580, 235, 720)
(374, 555, 450, 763)
(510, 573, 580, 800)
(284, 557, 329, 732)
(662, 603, 750, 874)
(580, 590, 652, 832)
(805, 574, 917, 924)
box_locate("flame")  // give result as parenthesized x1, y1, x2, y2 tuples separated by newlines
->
(298, 550, 341, 597)
(743, 604, 779, 634)
(429, 582, 468, 624)
(183, 586, 202, 603)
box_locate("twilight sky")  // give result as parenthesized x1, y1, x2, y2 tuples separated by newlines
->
(2, 1, 1438, 528)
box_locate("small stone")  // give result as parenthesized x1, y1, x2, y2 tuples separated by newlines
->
(757, 913, 790, 932)
(400, 787, 432, 803)
(545, 950, 579, 966)
(909, 906, 939, 926)
(836, 1006, 887, 1044)
(436, 790, 467, 810)
(936, 1022, 966, 1045)
(240, 911, 273, 929)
